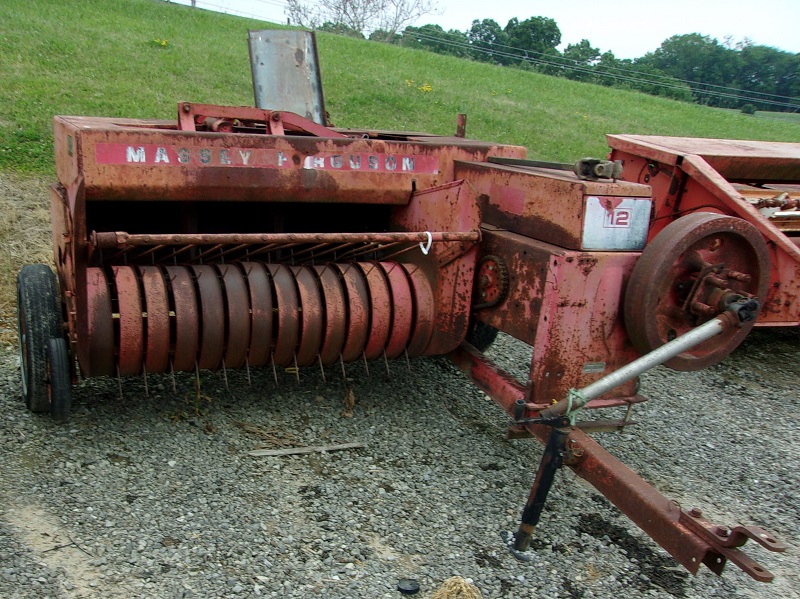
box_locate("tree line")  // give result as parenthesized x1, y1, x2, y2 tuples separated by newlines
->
(314, 15, 800, 113)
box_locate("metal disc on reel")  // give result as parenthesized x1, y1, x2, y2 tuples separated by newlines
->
(381, 262, 413, 359)
(268, 264, 299, 366)
(219, 264, 251, 369)
(85, 267, 115, 377)
(358, 262, 392, 360)
(139, 266, 170, 374)
(243, 262, 273, 367)
(293, 266, 324, 367)
(191, 265, 225, 370)
(624, 212, 770, 371)
(403, 264, 435, 357)
(165, 266, 199, 372)
(336, 263, 370, 362)
(315, 265, 347, 366)
(113, 266, 144, 376)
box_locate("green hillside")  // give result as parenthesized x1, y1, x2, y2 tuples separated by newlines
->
(1, 0, 799, 174)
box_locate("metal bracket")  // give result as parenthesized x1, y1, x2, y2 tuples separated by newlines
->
(679, 508, 786, 582)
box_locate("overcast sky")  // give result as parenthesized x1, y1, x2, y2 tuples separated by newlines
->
(178, 0, 800, 59)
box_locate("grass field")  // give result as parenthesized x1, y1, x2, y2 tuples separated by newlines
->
(2, 0, 800, 175)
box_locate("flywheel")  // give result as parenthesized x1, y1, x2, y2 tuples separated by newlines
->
(624, 212, 770, 371)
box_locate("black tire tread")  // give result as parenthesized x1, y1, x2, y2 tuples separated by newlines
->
(47, 337, 72, 423)
(17, 264, 62, 412)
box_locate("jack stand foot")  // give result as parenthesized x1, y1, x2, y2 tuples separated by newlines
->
(501, 530, 535, 562)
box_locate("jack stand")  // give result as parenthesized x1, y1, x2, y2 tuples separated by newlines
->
(503, 409, 572, 560)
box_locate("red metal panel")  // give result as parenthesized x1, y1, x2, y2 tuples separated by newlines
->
(54, 115, 526, 204)
(454, 160, 650, 250)
(475, 227, 640, 403)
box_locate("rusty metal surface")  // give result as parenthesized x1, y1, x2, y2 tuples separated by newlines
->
(607, 134, 800, 182)
(139, 266, 170, 373)
(84, 268, 114, 377)
(54, 114, 526, 204)
(191, 265, 225, 370)
(404, 264, 435, 357)
(248, 30, 328, 125)
(625, 212, 770, 370)
(243, 262, 273, 367)
(293, 266, 324, 367)
(220, 265, 251, 369)
(316, 266, 347, 365)
(358, 262, 392, 360)
(454, 160, 650, 251)
(337, 264, 370, 362)
(166, 266, 199, 372)
(380, 262, 413, 359)
(92, 231, 479, 249)
(475, 227, 641, 403)
(113, 266, 144, 376)
(268, 265, 299, 366)
(390, 180, 480, 355)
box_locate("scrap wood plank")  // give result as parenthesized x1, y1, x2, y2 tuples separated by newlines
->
(248, 442, 365, 457)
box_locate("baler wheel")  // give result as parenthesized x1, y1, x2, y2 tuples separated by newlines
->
(17, 264, 63, 412)
(624, 212, 769, 371)
(46, 337, 72, 423)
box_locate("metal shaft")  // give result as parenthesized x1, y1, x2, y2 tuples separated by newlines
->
(540, 313, 736, 418)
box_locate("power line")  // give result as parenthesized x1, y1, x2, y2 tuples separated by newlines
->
(404, 29, 800, 110)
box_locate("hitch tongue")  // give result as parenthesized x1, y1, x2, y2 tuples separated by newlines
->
(511, 307, 762, 560)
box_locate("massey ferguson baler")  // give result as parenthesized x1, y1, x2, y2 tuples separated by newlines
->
(16, 30, 796, 584)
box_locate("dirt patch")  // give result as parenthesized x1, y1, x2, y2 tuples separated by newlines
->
(0, 172, 53, 345)
(4, 502, 115, 597)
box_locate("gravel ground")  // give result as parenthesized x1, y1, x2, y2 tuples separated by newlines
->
(0, 173, 797, 598)
(0, 325, 797, 599)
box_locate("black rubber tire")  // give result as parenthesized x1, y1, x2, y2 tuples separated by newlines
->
(17, 264, 63, 412)
(47, 337, 72, 423)
(465, 319, 499, 352)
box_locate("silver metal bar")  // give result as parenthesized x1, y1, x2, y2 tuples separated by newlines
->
(540, 314, 734, 418)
